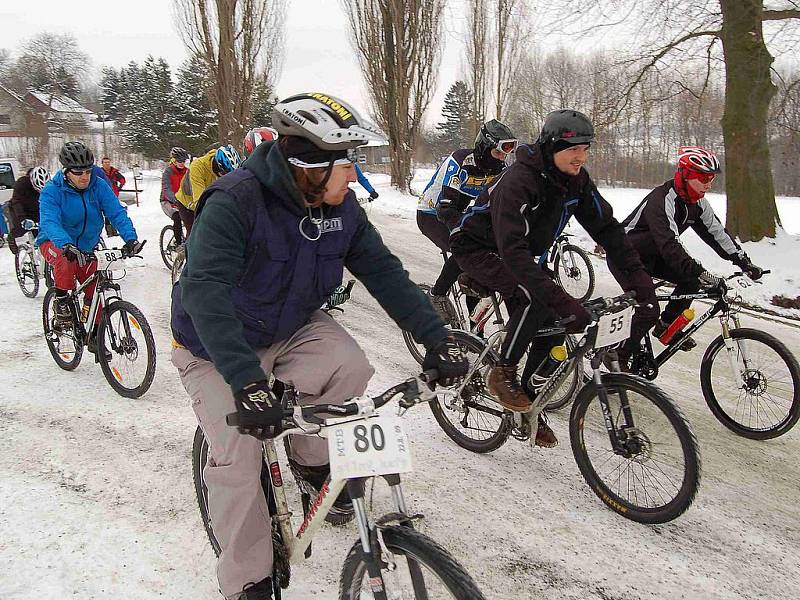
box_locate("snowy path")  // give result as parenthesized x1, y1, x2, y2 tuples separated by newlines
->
(0, 175, 798, 600)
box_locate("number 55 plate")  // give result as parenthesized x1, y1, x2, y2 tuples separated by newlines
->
(328, 415, 413, 480)
(595, 305, 634, 348)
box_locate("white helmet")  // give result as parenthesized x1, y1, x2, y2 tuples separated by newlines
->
(677, 146, 721, 174)
(271, 92, 383, 151)
(30, 166, 50, 191)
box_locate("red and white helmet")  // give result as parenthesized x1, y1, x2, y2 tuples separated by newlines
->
(677, 146, 721, 174)
(243, 127, 279, 155)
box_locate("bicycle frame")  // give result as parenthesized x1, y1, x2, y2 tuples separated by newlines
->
(66, 263, 125, 342)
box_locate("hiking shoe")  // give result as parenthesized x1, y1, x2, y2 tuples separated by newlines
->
(241, 576, 273, 600)
(457, 273, 490, 298)
(53, 297, 74, 328)
(287, 460, 354, 525)
(428, 290, 457, 325)
(676, 336, 697, 352)
(652, 318, 668, 340)
(535, 414, 558, 448)
(487, 365, 531, 412)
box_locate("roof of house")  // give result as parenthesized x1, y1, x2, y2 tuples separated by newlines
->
(28, 91, 94, 115)
(0, 84, 25, 104)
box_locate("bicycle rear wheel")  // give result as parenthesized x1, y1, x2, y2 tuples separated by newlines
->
(429, 330, 512, 453)
(96, 300, 156, 398)
(554, 243, 595, 302)
(159, 225, 178, 269)
(339, 525, 486, 600)
(42, 288, 83, 370)
(569, 373, 700, 524)
(700, 328, 800, 439)
(15, 247, 39, 298)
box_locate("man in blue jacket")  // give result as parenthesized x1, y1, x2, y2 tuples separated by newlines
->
(171, 92, 468, 599)
(38, 141, 142, 351)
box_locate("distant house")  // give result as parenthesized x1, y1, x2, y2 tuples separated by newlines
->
(0, 84, 27, 136)
(359, 138, 390, 167)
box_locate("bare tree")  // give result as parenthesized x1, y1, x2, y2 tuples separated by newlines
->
(546, 0, 800, 241)
(173, 0, 285, 145)
(341, 0, 445, 191)
(465, 0, 491, 136)
(495, 0, 530, 120)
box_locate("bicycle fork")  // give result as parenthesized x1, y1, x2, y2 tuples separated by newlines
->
(720, 315, 746, 389)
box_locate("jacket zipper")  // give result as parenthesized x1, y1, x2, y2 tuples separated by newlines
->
(76, 190, 88, 249)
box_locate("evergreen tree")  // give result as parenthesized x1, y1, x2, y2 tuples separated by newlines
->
(247, 78, 277, 131)
(435, 81, 475, 153)
(100, 67, 124, 121)
(175, 55, 217, 155)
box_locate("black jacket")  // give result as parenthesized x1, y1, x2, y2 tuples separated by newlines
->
(9, 175, 40, 237)
(622, 180, 746, 279)
(452, 143, 644, 307)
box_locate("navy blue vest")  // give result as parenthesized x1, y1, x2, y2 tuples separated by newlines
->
(171, 169, 360, 360)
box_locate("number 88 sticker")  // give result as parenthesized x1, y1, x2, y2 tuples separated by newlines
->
(328, 415, 413, 480)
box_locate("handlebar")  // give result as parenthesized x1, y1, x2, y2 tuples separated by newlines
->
(225, 370, 440, 435)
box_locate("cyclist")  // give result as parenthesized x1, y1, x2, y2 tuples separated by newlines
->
(6, 166, 49, 255)
(100, 157, 126, 197)
(417, 119, 517, 320)
(175, 144, 241, 236)
(37, 141, 143, 353)
(161, 147, 190, 246)
(450, 109, 657, 446)
(170, 92, 468, 600)
(243, 126, 278, 157)
(610, 146, 765, 355)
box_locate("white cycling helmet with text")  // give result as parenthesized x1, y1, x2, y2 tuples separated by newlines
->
(30, 166, 50, 191)
(271, 92, 384, 151)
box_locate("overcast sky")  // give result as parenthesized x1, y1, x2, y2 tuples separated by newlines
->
(0, 0, 469, 125)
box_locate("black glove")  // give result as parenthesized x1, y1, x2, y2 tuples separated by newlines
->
(62, 243, 86, 266)
(551, 294, 592, 334)
(234, 380, 284, 440)
(736, 256, 764, 281)
(369, 190, 379, 201)
(122, 239, 145, 257)
(623, 268, 659, 321)
(422, 337, 469, 387)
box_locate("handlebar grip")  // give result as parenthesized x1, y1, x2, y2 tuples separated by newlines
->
(555, 315, 576, 328)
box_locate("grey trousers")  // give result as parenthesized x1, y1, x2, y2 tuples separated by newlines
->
(172, 311, 374, 599)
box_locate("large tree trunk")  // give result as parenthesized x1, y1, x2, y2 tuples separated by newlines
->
(719, 0, 780, 241)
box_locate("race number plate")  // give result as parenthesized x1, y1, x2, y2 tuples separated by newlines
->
(95, 249, 126, 271)
(328, 415, 413, 480)
(594, 305, 634, 348)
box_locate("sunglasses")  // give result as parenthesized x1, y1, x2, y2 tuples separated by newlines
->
(692, 172, 716, 184)
(68, 167, 93, 176)
(496, 139, 518, 154)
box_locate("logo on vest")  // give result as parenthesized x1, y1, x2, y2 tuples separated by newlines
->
(321, 217, 343, 233)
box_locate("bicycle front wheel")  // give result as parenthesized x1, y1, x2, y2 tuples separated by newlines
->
(429, 330, 512, 453)
(570, 373, 701, 524)
(42, 287, 83, 370)
(700, 328, 800, 439)
(554, 244, 595, 302)
(15, 247, 39, 298)
(339, 525, 486, 600)
(97, 300, 156, 398)
(159, 225, 177, 269)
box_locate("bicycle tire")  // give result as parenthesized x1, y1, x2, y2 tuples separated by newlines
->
(96, 300, 156, 398)
(555, 243, 595, 302)
(15, 247, 39, 298)
(42, 287, 83, 371)
(43, 261, 54, 289)
(192, 426, 222, 556)
(429, 330, 512, 453)
(700, 328, 800, 440)
(339, 525, 486, 600)
(159, 225, 177, 269)
(569, 373, 700, 524)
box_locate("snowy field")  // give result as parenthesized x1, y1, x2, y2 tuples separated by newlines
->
(0, 171, 799, 600)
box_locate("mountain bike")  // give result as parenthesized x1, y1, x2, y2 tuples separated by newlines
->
(539, 233, 595, 302)
(159, 221, 186, 269)
(627, 272, 800, 440)
(42, 246, 157, 399)
(192, 373, 487, 599)
(431, 291, 701, 524)
(14, 219, 53, 297)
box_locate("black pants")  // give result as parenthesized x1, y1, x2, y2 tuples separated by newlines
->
(450, 237, 563, 390)
(171, 212, 184, 245)
(417, 211, 468, 298)
(177, 202, 195, 237)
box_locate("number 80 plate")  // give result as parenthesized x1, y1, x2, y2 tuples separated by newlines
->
(328, 415, 413, 480)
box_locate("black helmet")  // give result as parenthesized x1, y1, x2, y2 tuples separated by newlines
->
(170, 146, 189, 162)
(474, 119, 516, 158)
(59, 141, 94, 169)
(538, 110, 594, 150)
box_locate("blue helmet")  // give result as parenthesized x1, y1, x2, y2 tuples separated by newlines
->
(213, 144, 242, 174)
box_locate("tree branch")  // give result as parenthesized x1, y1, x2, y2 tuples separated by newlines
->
(762, 9, 800, 21)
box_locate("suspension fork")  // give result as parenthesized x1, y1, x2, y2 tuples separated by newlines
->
(592, 365, 627, 454)
(347, 478, 390, 600)
(719, 314, 746, 388)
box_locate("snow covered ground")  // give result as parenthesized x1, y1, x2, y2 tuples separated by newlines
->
(0, 171, 799, 600)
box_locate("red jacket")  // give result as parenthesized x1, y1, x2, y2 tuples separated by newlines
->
(161, 162, 187, 204)
(102, 166, 126, 197)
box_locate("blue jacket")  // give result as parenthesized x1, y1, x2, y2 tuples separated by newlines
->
(37, 169, 137, 252)
(171, 141, 448, 393)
